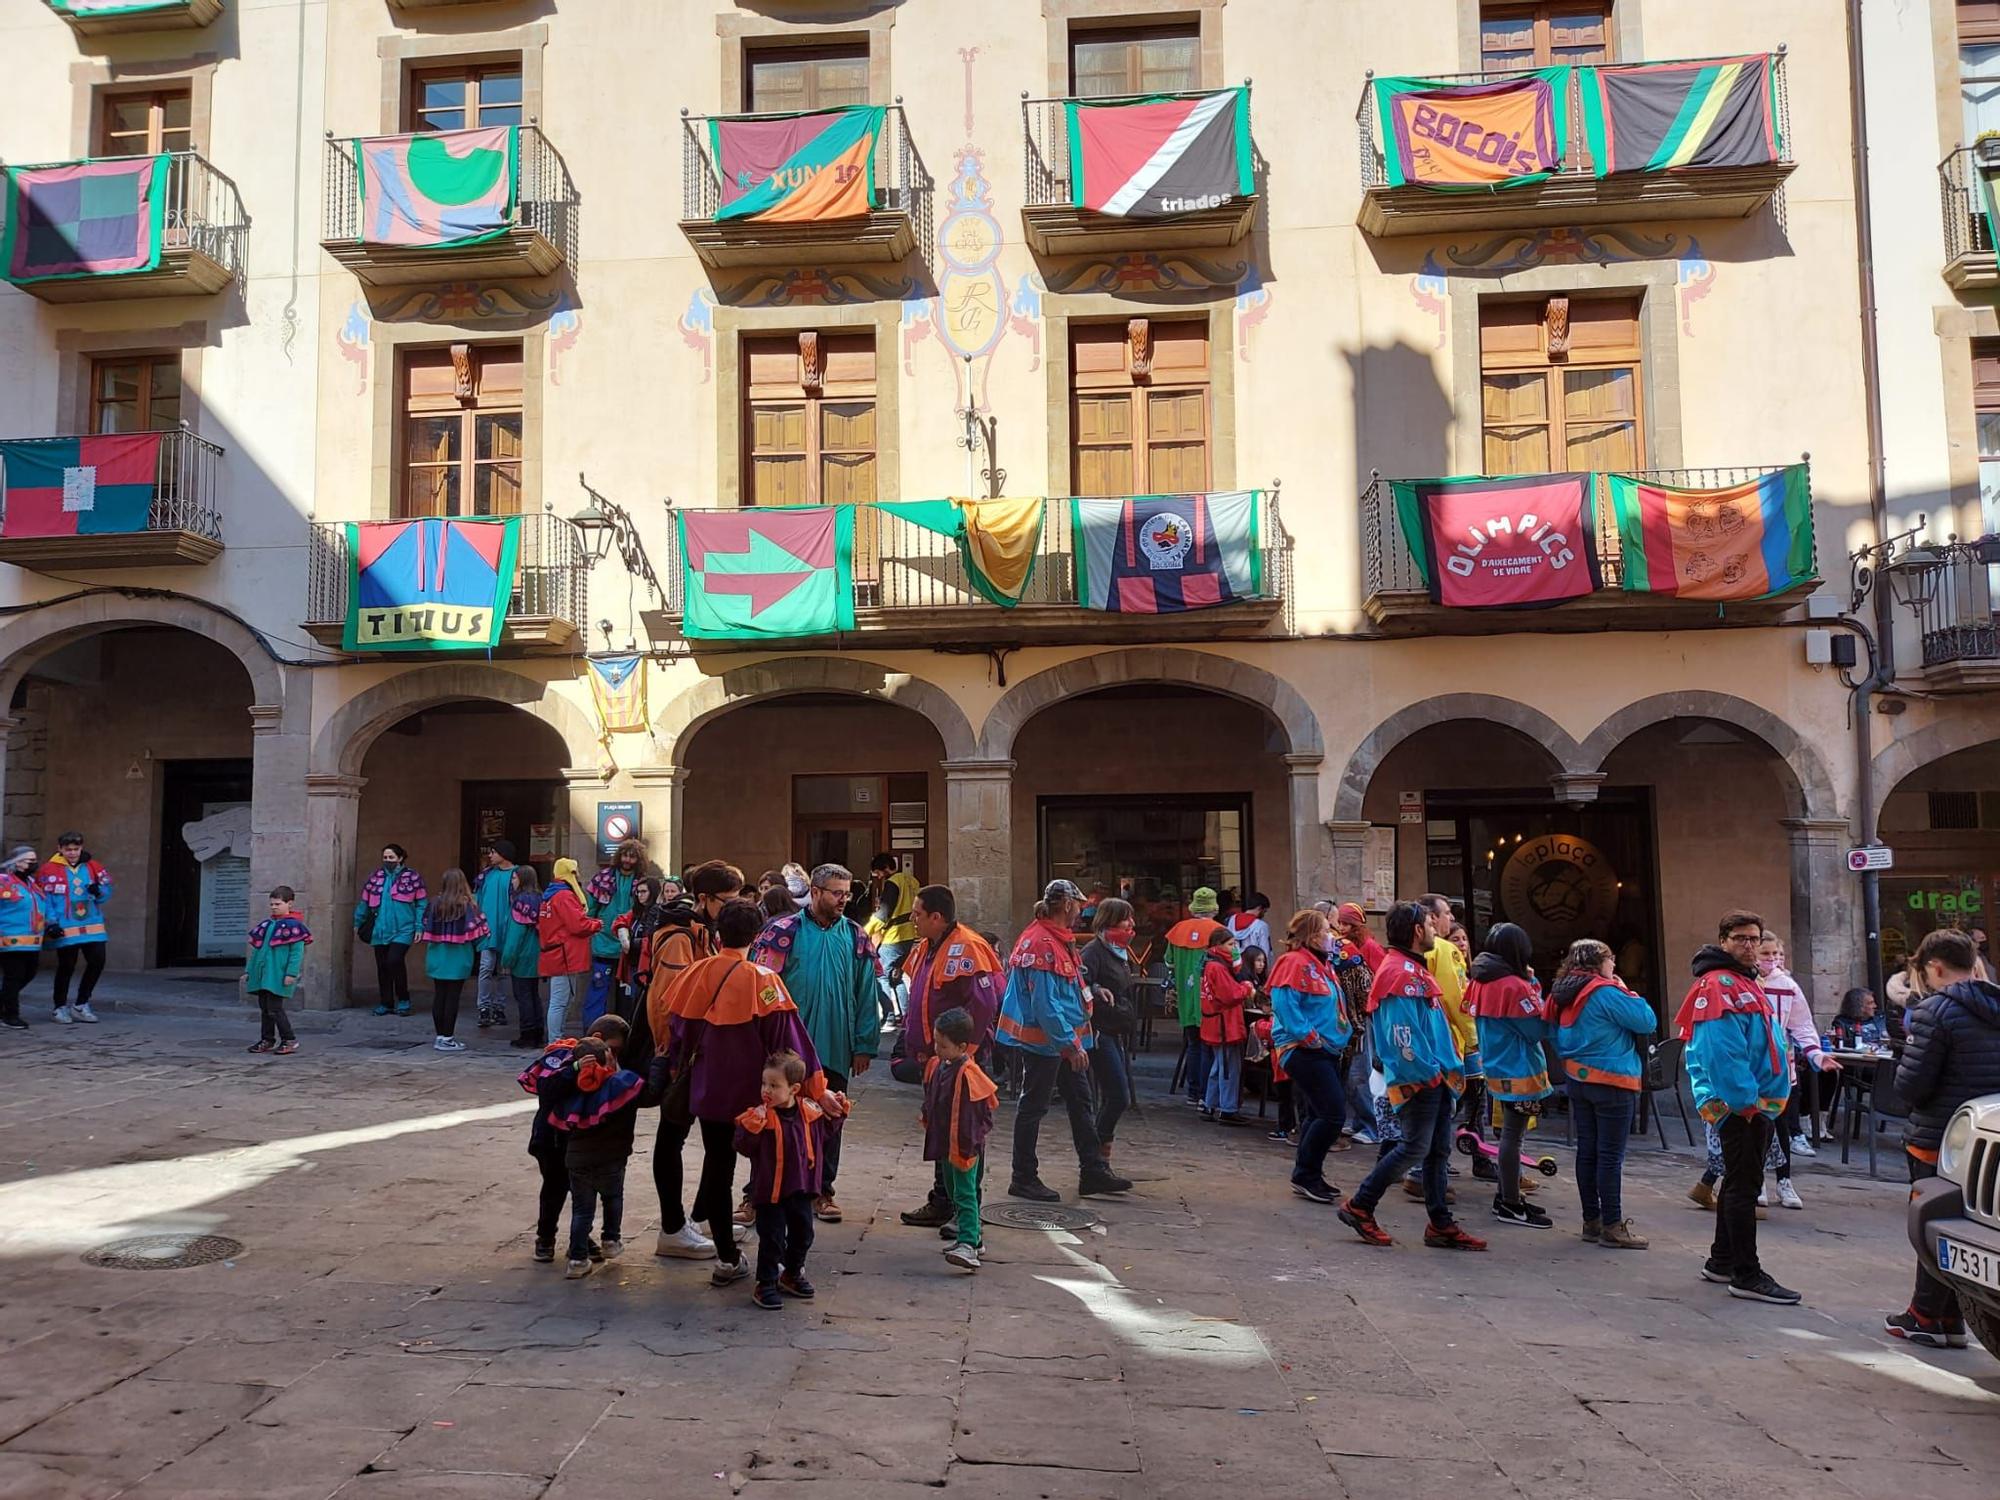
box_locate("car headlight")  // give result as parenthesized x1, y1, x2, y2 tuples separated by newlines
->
(1939, 1107, 1977, 1185)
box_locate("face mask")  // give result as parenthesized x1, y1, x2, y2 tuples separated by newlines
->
(1108, 941, 1130, 958)
(1757, 957, 1779, 976)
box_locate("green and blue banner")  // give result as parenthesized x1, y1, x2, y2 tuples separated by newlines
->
(1579, 56, 1782, 177)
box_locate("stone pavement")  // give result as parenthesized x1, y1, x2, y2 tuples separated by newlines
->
(0, 1008, 1996, 1499)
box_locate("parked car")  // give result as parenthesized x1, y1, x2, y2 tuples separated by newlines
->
(1907, 1094, 2000, 1358)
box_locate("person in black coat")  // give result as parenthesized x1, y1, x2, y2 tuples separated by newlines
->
(1888, 929, 2000, 1347)
(1079, 899, 1143, 1160)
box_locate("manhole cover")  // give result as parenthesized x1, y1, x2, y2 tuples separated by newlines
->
(81, 1234, 242, 1270)
(981, 1203, 1099, 1232)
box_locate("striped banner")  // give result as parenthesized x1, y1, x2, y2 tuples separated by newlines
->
(1580, 55, 1781, 177)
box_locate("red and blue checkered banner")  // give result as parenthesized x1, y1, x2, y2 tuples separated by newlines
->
(0, 433, 164, 538)
(2, 156, 167, 284)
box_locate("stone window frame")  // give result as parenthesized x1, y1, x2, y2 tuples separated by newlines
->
(716, 8, 895, 114)
(68, 52, 217, 160)
(367, 327, 545, 521)
(1041, 0, 1227, 97)
(54, 322, 208, 438)
(376, 23, 549, 134)
(712, 304, 901, 509)
(1453, 0, 1641, 71)
(1042, 293, 1237, 496)
(1447, 262, 1682, 475)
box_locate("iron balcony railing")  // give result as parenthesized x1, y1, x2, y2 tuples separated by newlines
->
(1940, 145, 1996, 266)
(1355, 51, 1791, 190)
(0, 423, 224, 540)
(321, 126, 579, 263)
(5, 151, 248, 280)
(305, 511, 589, 630)
(1914, 539, 2000, 667)
(1361, 463, 1814, 598)
(678, 102, 933, 246)
(657, 493, 1293, 630)
(1021, 87, 1256, 209)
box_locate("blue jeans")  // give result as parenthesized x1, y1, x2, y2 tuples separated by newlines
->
(1183, 1025, 1208, 1102)
(546, 971, 584, 1043)
(1354, 1083, 1455, 1222)
(1204, 1040, 1244, 1114)
(567, 1160, 625, 1260)
(584, 959, 616, 1026)
(476, 947, 504, 1017)
(877, 939, 911, 1021)
(1569, 1081, 1635, 1225)
(1090, 1033, 1131, 1147)
(1288, 1045, 1348, 1187)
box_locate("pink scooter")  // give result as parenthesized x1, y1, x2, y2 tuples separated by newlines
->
(1455, 1127, 1559, 1178)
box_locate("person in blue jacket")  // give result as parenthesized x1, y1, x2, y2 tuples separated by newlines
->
(39, 832, 110, 1025)
(1678, 910, 1797, 1305)
(353, 843, 427, 1016)
(1268, 907, 1357, 1206)
(1466, 922, 1555, 1231)
(1554, 938, 1657, 1249)
(473, 839, 518, 1030)
(0, 844, 51, 1031)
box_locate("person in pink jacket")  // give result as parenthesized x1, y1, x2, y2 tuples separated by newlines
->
(1758, 934, 1840, 1209)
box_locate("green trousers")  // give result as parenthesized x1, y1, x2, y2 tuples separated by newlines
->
(945, 1153, 985, 1247)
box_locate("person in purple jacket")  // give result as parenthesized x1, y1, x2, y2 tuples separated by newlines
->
(734, 1050, 849, 1311)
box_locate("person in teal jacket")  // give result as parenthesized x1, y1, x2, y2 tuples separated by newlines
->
(1553, 938, 1657, 1249)
(503, 865, 546, 1048)
(246, 886, 310, 1055)
(1268, 907, 1358, 1205)
(421, 868, 489, 1053)
(474, 839, 518, 1030)
(38, 832, 111, 1024)
(1677, 910, 1797, 1306)
(0, 844, 50, 1031)
(354, 844, 427, 1016)
(586, 839, 653, 1027)
(1465, 922, 1555, 1230)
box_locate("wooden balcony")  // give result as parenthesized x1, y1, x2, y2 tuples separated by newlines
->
(0, 426, 223, 570)
(319, 127, 575, 288)
(47, 0, 221, 37)
(1359, 465, 1817, 636)
(5, 152, 244, 303)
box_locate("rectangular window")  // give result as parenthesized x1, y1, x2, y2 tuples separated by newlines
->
(742, 332, 878, 507)
(1070, 319, 1211, 495)
(744, 43, 871, 113)
(406, 63, 524, 132)
(1479, 297, 1642, 473)
(89, 354, 181, 434)
(1068, 24, 1201, 97)
(96, 86, 193, 156)
(1479, 4, 1613, 72)
(399, 344, 524, 518)
(1975, 341, 2000, 535)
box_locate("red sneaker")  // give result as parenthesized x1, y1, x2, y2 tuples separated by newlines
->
(1423, 1220, 1488, 1251)
(1337, 1203, 1394, 1247)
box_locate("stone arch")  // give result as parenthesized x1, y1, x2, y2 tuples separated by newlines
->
(312, 662, 603, 777)
(1869, 699, 2000, 821)
(976, 648, 1324, 760)
(0, 591, 285, 710)
(1331, 693, 1585, 823)
(655, 655, 977, 764)
(1577, 690, 1840, 821)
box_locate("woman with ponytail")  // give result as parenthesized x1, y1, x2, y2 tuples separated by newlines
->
(1553, 938, 1657, 1249)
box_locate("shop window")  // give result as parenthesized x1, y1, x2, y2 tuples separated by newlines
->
(792, 773, 928, 883)
(89, 353, 181, 434)
(1479, 4, 1613, 72)
(1479, 296, 1642, 474)
(1070, 319, 1211, 496)
(1069, 23, 1200, 97)
(742, 332, 878, 507)
(399, 343, 524, 518)
(96, 86, 193, 156)
(744, 43, 871, 112)
(406, 63, 524, 132)
(1975, 342, 2000, 534)
(1040, 794, 1246, 951)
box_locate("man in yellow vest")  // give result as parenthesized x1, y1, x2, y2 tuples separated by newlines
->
(866, 853, 922, 1024)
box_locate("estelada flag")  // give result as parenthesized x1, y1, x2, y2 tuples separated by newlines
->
(586, 655, 648, 735)
(1389, 473, 1602, 610)
(1373, 68, 1569, 190)
(712, 106, 883, 223)
(0, 433, 163, 537)
(343, 516, 520, 652)
(2, 156, 166, 283)
(1579, 56, 1781, 177)
(1606, 465, 1814, 601)
(678, 507, 856, 639)
(1072, 491, 1261, 614)
(356, 127, 517, 247)
(1066, 88, 1252, 218)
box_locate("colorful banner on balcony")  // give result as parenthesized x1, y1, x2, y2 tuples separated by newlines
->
(875, 497, 1044, 607)
(1389, 473, 1601, 609)
(678, 507, 856, 639)
(1372, 68, 1569, 190)
(355, 126, 518, 248)
(47, 1, 194, 16)
(1072, 491, 1261, 614)
(585, 655, 649, 736)
(343, 516, 520, 652)
(0, 432, 163, 538)
(1064, 88, 1252, 218)
(1606, 466, 1812, 601)
(1977, 158, 2000, 255)
(1578, 56, 1781, 177)
(1, 155, 167, 284)
(711, 105, 884, 223)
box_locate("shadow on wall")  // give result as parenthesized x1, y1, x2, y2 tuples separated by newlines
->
(1348, 340, 1452, 508)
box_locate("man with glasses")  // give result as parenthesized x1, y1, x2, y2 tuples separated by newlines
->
(752, 863, 884, 1223)
(1679, 910, 1801, 1305)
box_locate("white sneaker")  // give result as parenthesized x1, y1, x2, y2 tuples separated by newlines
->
(710, 1255, 749, 1287)
(1790, 1134, 1815, 1158)
(1756, 1190, 1769, 1207)
(654, 1223, 715, 1260)
(52, 1007, 73, 1025)
(944, 1241, 982, 1270)
(74, 1004, 98, 1024)
(433, 1036, 467, 1052)
(1776, 1178, 1804, 1210)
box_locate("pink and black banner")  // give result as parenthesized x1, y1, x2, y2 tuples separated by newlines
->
(1391, 473, 1602, 609)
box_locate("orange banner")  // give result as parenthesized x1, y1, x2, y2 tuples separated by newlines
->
(1378, 71, 1566, 189)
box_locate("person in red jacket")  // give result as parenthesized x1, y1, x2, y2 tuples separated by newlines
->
(1200, 927, 1253, 1122)
(539, 857, 602, 1043)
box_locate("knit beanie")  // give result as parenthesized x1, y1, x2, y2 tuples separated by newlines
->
(1188, 887, 1219, 917)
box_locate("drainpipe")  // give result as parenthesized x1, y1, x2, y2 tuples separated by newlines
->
(1845, 0, 1896, 1030)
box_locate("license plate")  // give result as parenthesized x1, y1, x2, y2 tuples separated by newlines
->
(1938, 1235, 2000, 1290)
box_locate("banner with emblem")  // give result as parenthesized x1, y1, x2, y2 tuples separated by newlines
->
(0, 432, 164, 537)
(1372, 68, 1570, 190)
(1605, 465, 1813, 601)
(1071, 490, 1261, 614)
(1389, 473, 1601, 609)
(585, 654, 649, 735)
